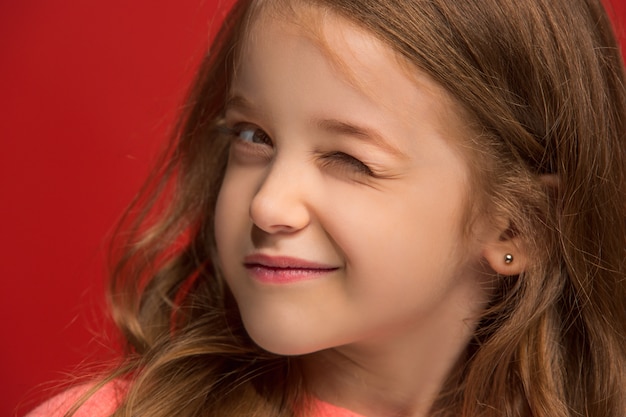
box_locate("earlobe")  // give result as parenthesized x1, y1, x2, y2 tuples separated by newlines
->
(484, 248, 527, 276)
(482, 232, 528, 276)
(481, 175, 553, 276)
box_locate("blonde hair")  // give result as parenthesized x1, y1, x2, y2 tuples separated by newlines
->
(90, 0, 626, 416)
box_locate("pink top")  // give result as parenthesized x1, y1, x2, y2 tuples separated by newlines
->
(25, 381, 125, 417)
(25, 381, 365, 417)
(313, 400, 366, 417)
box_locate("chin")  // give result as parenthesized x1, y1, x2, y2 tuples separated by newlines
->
(243, 322, 327, 357)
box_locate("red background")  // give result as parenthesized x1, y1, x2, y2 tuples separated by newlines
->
(1, 1, 625, 416)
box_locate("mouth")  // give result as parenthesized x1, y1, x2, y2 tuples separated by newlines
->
(243, 253, 339, 284)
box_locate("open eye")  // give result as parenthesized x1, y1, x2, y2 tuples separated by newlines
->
(320, 151, 374, 176)
(229, 124, 273, 147)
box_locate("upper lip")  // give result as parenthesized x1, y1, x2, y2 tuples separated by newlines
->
(243, 253, 338, 270)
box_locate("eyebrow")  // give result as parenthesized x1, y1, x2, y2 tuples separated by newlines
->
(314, 118, 406, 159)
(225, 94, 257, 114)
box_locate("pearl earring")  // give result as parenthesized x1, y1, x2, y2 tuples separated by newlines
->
(504, 254, 514, 264)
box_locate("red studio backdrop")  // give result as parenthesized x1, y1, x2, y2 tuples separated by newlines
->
(1, 1, 625, 416)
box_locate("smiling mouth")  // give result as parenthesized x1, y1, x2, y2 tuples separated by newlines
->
(243, 254, 338, 284)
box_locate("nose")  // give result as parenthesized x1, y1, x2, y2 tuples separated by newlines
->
(249, 161, 311, 234)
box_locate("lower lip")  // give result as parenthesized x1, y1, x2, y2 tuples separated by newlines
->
(245, 265, 337, 284)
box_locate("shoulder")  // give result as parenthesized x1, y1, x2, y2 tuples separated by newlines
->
(310, 399, 366, 417)
(25, 380, 127, 417)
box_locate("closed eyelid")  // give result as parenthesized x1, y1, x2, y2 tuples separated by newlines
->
(319, 151, 374, 175)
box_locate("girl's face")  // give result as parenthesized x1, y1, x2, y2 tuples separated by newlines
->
(215, 10, 496, 356)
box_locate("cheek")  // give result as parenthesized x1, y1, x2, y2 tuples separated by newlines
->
(213, 188, 229, 255)
(324, 186, 468, 279)
(214, 168, 251, 259)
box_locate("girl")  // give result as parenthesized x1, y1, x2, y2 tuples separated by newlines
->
(28, 0, 626, 416)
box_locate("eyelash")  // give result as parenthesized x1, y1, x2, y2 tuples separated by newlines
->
(220, 123, 374, 176)
(319, 152, 374, 176)
(221, 123, 273, 146)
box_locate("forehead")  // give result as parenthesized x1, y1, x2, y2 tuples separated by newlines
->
(236, 0, 462, 119)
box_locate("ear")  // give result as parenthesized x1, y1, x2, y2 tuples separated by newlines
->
(482, 219, 528, 276)
(481, 174, 557, 276)
(481, 173, 557, 276)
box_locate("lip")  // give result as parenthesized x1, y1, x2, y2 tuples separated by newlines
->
(243, 253, 338, 284)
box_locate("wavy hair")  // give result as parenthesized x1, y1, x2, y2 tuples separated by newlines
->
(81, 0, 626, 416)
